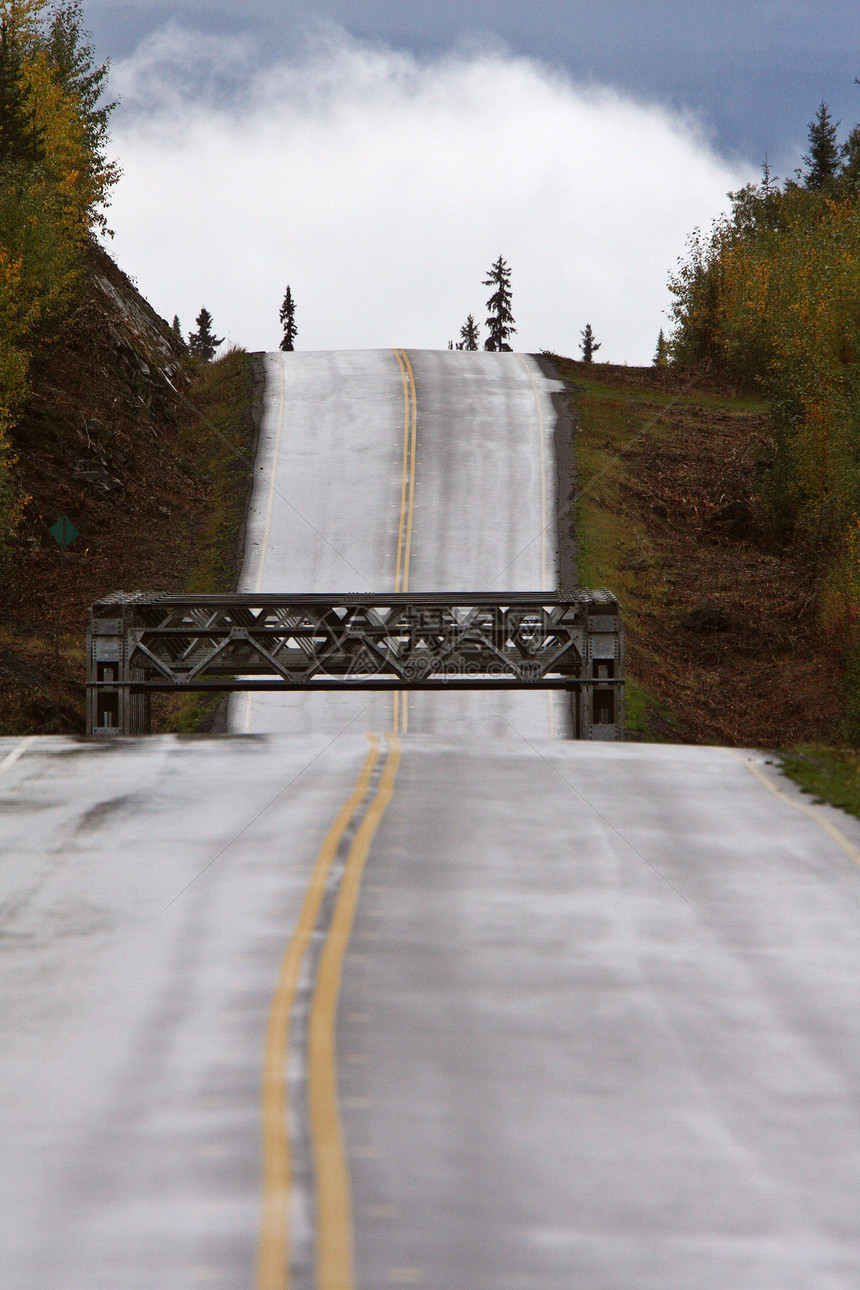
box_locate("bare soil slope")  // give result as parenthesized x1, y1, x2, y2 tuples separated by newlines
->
(1, 244, 255, 734)
(544, 355, 841, 748)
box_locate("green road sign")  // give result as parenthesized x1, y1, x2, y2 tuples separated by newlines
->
(50, 516, 78, 548)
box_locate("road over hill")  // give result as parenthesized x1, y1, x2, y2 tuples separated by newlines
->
(4, 351, 860, 1290)
(230, 350, 570, 739)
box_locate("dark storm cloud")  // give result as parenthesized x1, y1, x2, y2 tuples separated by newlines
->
(88, 1, 860, 169)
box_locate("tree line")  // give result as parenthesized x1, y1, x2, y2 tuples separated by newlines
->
(177, 285, 295, 361)
(668, 94, 860, 738)
(0, 0, 118, 560)
(449, 257, 603, 362)
(450, 255, 517, 351)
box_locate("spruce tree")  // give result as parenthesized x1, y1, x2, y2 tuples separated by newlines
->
(279, 285, 297, 352)
(580, 323, 601, 363)
(45, 3, 114, 169)
(483, 256, 516, 352)
(0, 19, 43, 166)
(803, 101, 841, 191)
(760, 154, 777, 195)
(187, 307, 224, 361)
(653, 328, 669, 367)
(840, 124, 860, 191)
(459, 313, 479, 351)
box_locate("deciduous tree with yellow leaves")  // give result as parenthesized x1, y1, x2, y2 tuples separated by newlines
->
(669, 102, 860, 737)
(0, 0, 116, 561)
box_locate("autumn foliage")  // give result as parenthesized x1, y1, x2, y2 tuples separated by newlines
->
(669, 134, 860, 736)
(0, 0, 116, 560)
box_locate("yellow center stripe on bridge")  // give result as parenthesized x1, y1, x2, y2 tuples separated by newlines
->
(256, 736, 381, 1290)
(393, 349, 418, 734)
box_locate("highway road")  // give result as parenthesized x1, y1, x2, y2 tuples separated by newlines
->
(4, 733, 860, 1287)
(231, 350, 569, 739)
(4, 351, 860, 1289)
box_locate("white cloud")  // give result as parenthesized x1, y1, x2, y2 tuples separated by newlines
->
(107, 25, 749, 362)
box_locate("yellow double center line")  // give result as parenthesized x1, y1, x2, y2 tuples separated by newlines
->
(392, 348, 418, 734)
(257, 733, 402, 1290)
(258, 351, 414, 1286)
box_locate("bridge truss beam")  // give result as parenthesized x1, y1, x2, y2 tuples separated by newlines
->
(86, 591, 624, 739)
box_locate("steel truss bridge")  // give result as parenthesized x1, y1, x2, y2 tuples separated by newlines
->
(86, 591, 624, 739)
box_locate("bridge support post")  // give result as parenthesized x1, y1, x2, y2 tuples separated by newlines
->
(87, 596, 151, 736)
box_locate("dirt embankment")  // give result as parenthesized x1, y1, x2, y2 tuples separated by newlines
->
(1, 244, 256, 735)
(543, 355, 841, 748)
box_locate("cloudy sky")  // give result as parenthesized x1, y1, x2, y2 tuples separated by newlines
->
(85, 2, 859, 362)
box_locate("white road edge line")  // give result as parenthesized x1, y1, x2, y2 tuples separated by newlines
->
(737, 752, 860, 873)
(0, 736, 37, 776)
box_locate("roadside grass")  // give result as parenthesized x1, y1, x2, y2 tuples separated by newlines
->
(547, 355, 678, 740)
(543, 353, 803, 745)
(545, 358, 677, 587)
(780, 746, 860, 821)
(555, 357, 856, 810)
(150, 347, 255, 734)
(623, 678, 649, 737)
(178, 347, 255, 593)
(0, 622, 85, 734)
(562, 364, 766, 415)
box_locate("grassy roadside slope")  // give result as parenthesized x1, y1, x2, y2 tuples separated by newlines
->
(0, 246, 258, 736)
(147, 349, 259, 734)
(545, 353, 842, 749)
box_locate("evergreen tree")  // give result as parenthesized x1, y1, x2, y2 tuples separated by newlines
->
(483, 255, 516, 352)
(44, 1, 116, 225)
(279, 285, 297, 352)
(760, 153, 777, 195)
(653, 328, 669, 367)
(580, 323, 601, 363)
(187, 307, 224, 361)
(171, 315, 183, 341)
(840, 124, 860, 191)
(803, 101, 841, 191)
(0, 19, 43, 166)
(459, 313, 479, 350)
(45, 3, 113, 159)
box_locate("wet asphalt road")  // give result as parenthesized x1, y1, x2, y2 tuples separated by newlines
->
(4, 352, 860, 1288)
(230, 349, 568, 739)
(4, 735, 860, 1287)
